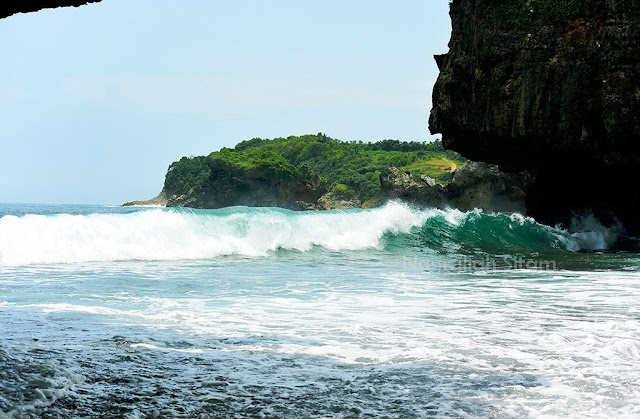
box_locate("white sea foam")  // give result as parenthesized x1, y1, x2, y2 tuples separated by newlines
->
(6, 268, 638, 417)
(1, 230, 639, 416)
(0, 202, 625, 266)
(0, 202, 430, 266)
(555, 213, 625, 251)
(0, 349, 85, 419)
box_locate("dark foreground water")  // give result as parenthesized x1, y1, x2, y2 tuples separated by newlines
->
(0, 202, 639, 418)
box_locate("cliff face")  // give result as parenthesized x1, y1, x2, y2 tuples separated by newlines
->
(125, 158, 321, 211)
(0, 1, 100, 19)
(430, 0, 640, 234)
(127, 160, 532, 214)
(381, 162, 532, 214)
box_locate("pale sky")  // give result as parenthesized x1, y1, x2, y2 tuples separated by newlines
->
(0, 0, 452, 204)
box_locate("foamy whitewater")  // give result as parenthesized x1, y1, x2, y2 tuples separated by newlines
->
(1, 202, 639, 417)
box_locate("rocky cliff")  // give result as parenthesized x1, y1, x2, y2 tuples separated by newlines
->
(381, 162, 532, 214)
(127, 161, 531, 214)
(430, 0, 640, 235)
(125, 157, 321, 210)
(0, 1, 100, 19)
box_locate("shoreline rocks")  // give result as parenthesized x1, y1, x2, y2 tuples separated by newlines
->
(381, 162, 532, 214)
(122, 192, 169, 207)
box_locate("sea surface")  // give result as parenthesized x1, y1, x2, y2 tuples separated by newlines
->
(0, 202, 639, 418)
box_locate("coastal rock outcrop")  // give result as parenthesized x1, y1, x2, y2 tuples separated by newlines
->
(316, 190, 362, 210)
(430, 0, 640, 234)
(129, 160, 531, 214)
(381, 168, 447, 206)
(122, 192, 168, 207)
(127, 157, 320, 210)
(0, 1, 100, 19)
(381, 163, 532, 214)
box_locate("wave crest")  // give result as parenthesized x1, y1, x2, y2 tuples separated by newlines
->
(0, 202, 619, 266)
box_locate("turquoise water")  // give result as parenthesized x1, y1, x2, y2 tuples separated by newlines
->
(1, 202, 639, 417)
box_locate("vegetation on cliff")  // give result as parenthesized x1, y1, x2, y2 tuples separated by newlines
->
(163, 134, 465, 201)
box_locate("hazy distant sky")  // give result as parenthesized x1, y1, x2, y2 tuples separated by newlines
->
(0, 0, 452, 204)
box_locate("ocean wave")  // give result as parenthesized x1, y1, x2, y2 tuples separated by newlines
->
(0, 202, 621, 266)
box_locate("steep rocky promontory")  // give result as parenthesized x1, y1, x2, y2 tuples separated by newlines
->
(125, 135, 468, 210)
(0, 1, 100, 19)
(126, 135, 530, 213)
(430, 0, 640, 234)
(164, 157, 319, 210)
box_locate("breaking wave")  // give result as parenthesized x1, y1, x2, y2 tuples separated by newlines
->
(0, 202, 622, 266)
